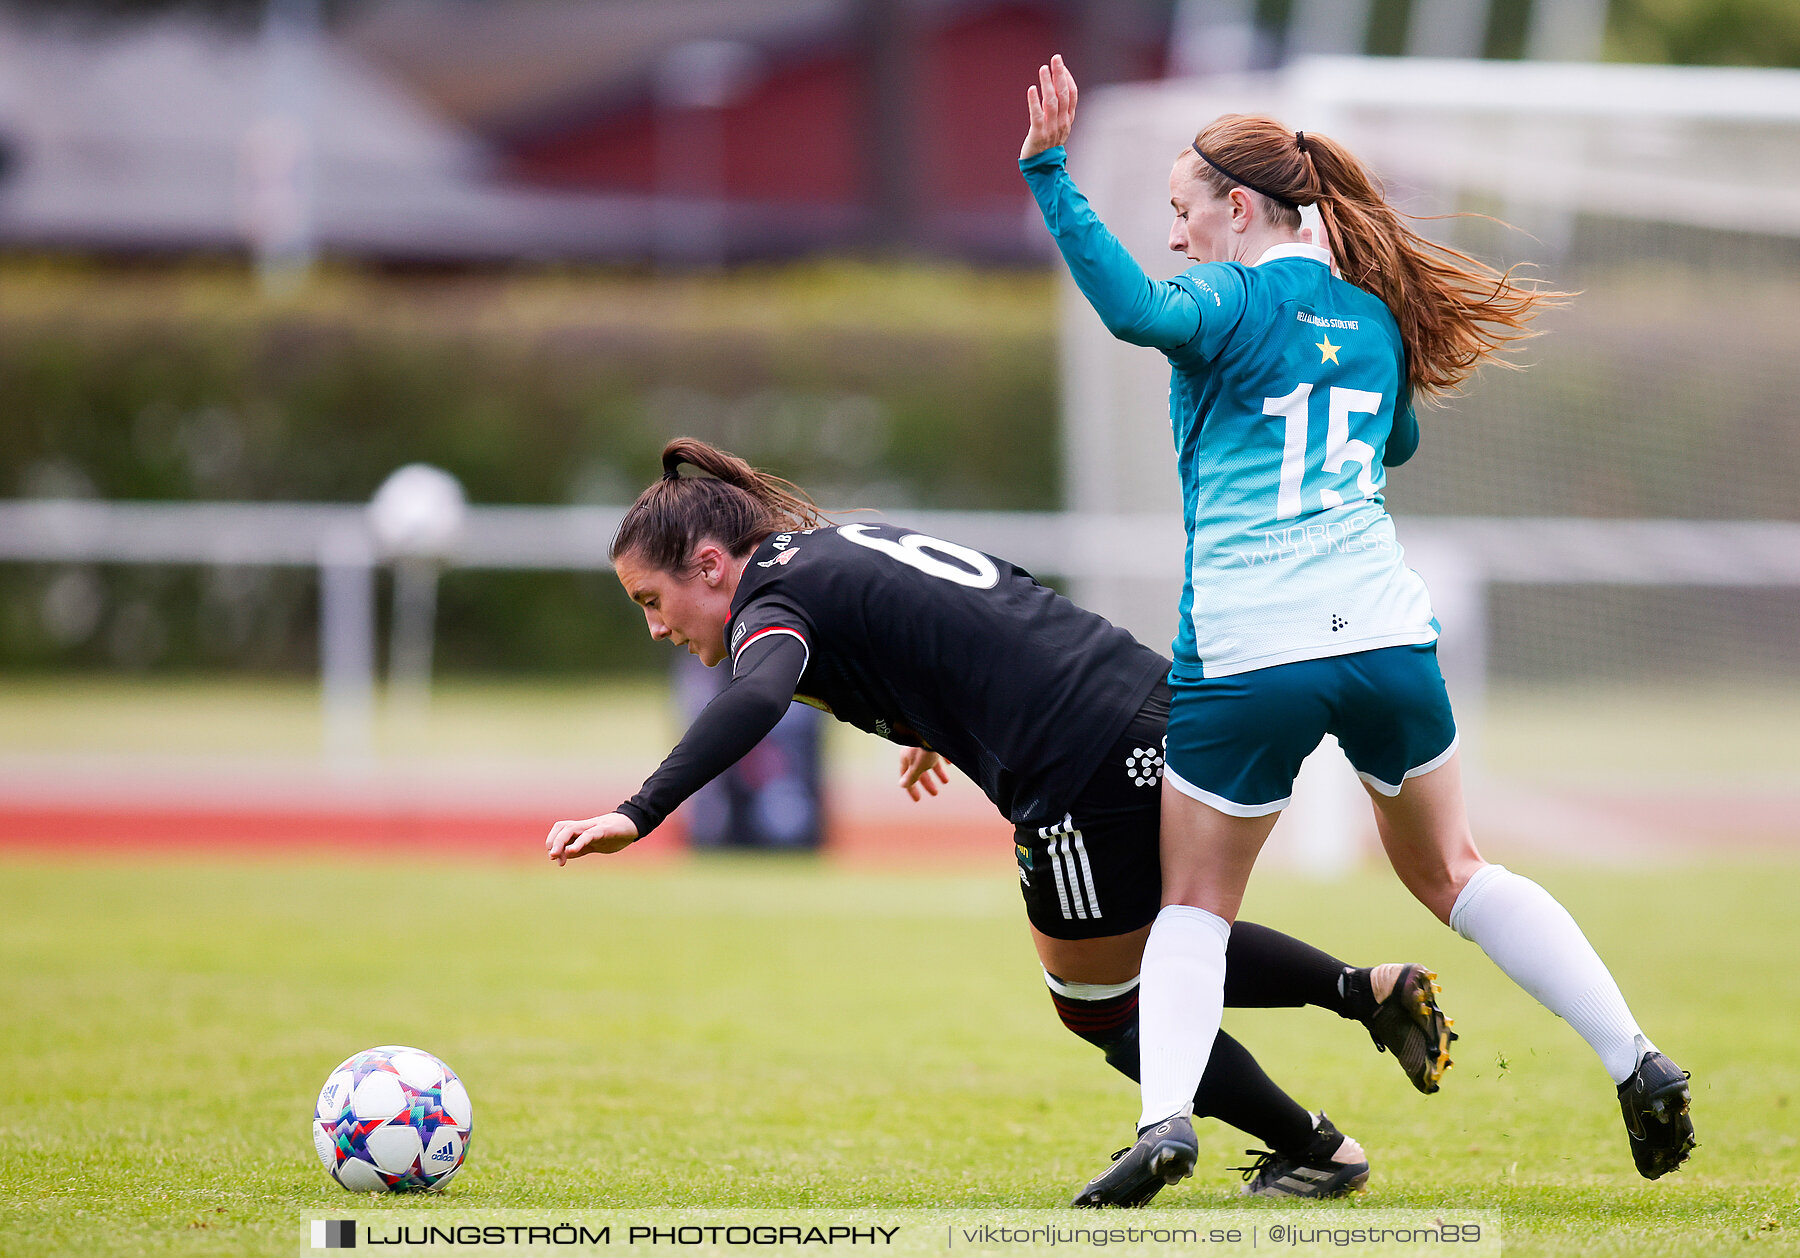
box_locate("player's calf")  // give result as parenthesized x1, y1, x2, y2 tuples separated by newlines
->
(1046, 971, 1141, 1078)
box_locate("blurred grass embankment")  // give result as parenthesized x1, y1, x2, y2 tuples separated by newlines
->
(0, 258, 1060, 675)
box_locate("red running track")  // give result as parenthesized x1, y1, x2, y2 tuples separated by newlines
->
(0, 801, 1016, 869)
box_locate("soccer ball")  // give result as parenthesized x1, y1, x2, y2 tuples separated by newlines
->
(312, 1045, 472, 1192)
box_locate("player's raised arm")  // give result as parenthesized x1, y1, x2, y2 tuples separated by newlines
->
(1021, 53, 1078, 160)
(1019, 57, 1201, 352)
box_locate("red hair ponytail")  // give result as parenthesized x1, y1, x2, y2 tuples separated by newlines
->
(1190, 114, 1567, 400)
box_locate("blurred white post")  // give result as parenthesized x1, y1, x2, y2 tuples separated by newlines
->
(1518, 0, 1607, 258)
(387, 559, 439, 720)
(1526, 0, 1609, 61)
(652, 41, 760, 269)
(1269, 738, 1368, 878)
(1168, 0, 1262, 77)
(1288, 0, 1373, 56)
(1407, 0, 1491, 58)
(1406, 534, 1488, 781)
(318, 522, 376, 769)
(246, 0, 321, 295)
(369, 465, 467, 722)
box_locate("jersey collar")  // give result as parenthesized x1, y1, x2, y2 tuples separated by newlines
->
(1252, 242, 1331, 267)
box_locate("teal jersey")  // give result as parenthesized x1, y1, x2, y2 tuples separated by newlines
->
(1023, 147, 1436, 678)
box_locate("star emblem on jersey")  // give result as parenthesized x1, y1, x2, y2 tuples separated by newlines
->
(1126, 746, 1165, 787)
(1316, 335, 1341, 364)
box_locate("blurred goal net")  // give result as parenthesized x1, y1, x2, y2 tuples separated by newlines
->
(1061, 57, 1800, 861)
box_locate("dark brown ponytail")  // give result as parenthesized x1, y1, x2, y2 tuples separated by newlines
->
(610, 438, 829, 574)
(1189, 114, 1566, 401)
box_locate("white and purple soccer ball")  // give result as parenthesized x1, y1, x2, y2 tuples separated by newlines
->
(313, 1045, 472, 1192)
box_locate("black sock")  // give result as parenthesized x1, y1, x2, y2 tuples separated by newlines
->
(1047, 980, 1315, 1153)
(1193, 1031, 1317, 1154)
(1225, 921, 1359, 1018)
(1336, 966, 1378, 1023)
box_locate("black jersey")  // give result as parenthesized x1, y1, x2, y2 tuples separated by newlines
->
(615, 522, 1167, 837)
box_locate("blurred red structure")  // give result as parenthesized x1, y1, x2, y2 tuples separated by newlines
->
(504, 8, 1142, 206)
(355, 0, 1170, 259)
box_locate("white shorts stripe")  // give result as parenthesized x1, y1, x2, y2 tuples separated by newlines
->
(1057, 836, 1089, 919)
(1048, 838, 1074, 919)
(1072, 833, 1102, 920)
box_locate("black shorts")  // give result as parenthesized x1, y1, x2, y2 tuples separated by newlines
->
(1014, 683, 1169, 941)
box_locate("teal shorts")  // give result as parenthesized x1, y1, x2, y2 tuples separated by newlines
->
(1164, 643, 1458, 817)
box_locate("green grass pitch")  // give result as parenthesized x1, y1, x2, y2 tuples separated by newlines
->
(2, 853, 1796, 1256)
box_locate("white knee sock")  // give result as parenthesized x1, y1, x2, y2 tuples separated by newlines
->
(1136, 904, 1232, 1131)
(1449, 863, 1652, 1083)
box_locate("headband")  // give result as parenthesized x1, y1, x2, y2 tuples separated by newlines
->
(1192, 140, 1299, 211)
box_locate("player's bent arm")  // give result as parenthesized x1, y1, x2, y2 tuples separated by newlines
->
(1019, 147, 1201, 351)
(606, 632, 809, 840)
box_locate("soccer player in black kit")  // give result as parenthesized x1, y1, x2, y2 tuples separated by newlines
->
(546, 439, 1456, 1204)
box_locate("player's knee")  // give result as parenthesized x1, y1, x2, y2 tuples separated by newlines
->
(1405, 865, 1467, 926)
(1045, 971, 1141, 1082)
(1388, 847, 1483, 925)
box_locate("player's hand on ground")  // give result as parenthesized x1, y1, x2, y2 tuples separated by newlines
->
(1021, 53, 1078, 160)
(898, 747, 950, 801)
(546, 813, 638, 864)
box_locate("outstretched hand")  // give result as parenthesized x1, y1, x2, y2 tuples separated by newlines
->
(546, 812, 639, 865)
(1021, 53, 1078, 160)
(898, 747, 950, 802)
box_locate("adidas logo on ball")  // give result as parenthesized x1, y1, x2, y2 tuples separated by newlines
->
(313, 1046, 472, 1193)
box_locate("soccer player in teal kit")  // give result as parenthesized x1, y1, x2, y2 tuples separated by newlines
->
(1018, 54, 1694, 1205)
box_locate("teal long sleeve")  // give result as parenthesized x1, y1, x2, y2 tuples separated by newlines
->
(1020, 146, 1201, 352)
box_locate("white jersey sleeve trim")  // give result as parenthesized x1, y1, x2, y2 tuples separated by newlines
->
(732, 626, 810, 675)
(1164, 763, 1290, 817)
(1356, 732, 1461, 797)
